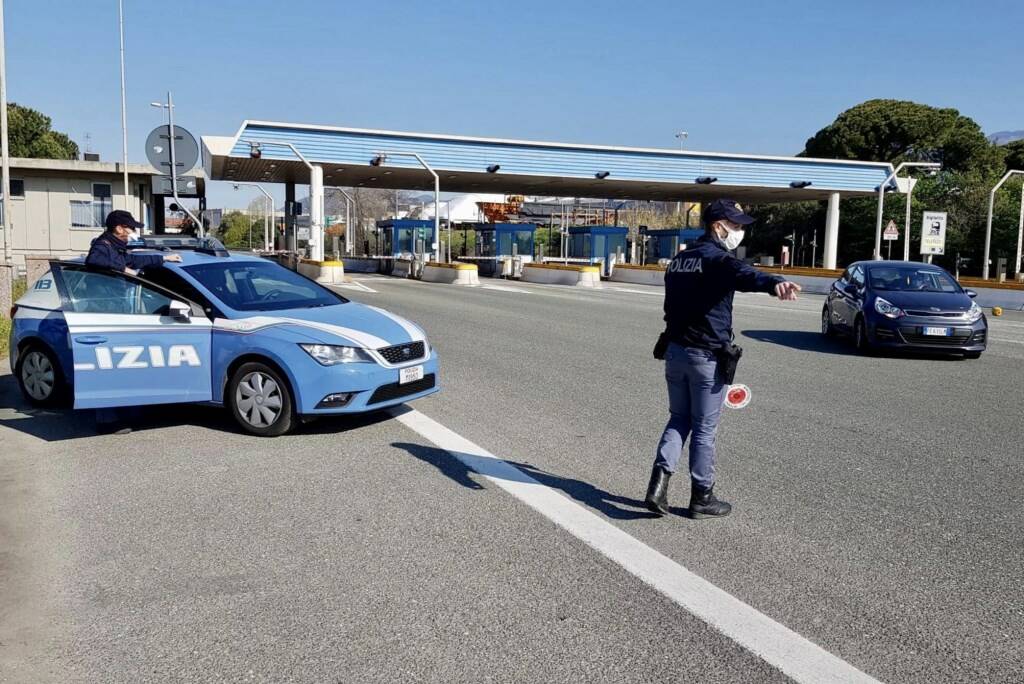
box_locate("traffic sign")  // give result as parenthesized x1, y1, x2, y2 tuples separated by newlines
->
(145, 125, 199, 177)
(921, 211, 948, 256)
(151, 175, 199, 196)
(883, 220, 899, 241)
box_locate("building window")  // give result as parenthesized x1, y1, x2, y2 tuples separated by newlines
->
(8, 179, 24, 197)
(70, 182, 114, 230)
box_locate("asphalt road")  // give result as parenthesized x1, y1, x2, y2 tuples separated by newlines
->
(2, 275, 1022, 683)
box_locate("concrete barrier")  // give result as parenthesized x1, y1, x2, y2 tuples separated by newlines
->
(298, 259, 345, 285)
(392, 259, 414, 279)
(610, 264, 666, 286)
(341, 257, 382, 274)
(522, 262, 601, 288)
(421, 261, 480, 286)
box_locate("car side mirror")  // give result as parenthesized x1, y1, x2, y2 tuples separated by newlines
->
(964, 289, 978, 299)
(168, 299, 191, 321)
(843, 283, 859, 295)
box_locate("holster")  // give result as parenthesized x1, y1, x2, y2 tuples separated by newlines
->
(653, 332, 670, 360)
(714, 343, 743, 384)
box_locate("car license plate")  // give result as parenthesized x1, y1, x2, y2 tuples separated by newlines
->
(399, 365, 424, 385)
(923, 327, 951, 337)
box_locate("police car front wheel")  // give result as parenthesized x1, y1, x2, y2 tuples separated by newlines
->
(227, 362, 295, 437)
(16, 344, 67, 408)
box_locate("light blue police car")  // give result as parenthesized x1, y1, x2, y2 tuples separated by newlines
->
(9, 238, 439, 436)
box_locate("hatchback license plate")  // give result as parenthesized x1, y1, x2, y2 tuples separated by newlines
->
(399, 365, 424, 384)
(923, 327, 951, 337)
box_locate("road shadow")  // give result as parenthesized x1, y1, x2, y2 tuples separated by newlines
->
(742, 329, 969, 361)
(741, 329, 856, 356)
(0, 370, 404, 442)
(392, 441, 658, 520)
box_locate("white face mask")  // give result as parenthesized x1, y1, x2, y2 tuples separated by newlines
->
(716, 222, 745, 251)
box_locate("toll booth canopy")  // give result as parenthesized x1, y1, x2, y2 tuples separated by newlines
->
(567, 226, 628, 261)
(376, 219, 436, 259)
(474, 223, 536, 258)
(640, 228, 704, 262)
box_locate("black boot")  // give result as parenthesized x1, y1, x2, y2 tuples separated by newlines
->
(688, 483, 732, 519)
(644, 466, 671, 516)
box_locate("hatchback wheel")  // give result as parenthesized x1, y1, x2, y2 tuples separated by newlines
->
(227, 361, 295, 436)
(16, 344, 66, 407)
(821, 306, 836, 337)
(854, 318, 874, 355)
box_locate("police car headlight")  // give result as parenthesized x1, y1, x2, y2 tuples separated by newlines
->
(966, 301, 983, 322)
(874, 297, 905, 319)
(299, 344, 374, 365)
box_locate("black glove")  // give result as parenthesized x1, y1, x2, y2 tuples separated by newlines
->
(653, 332, 669, 360)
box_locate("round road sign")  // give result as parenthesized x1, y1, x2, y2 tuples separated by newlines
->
(145, 125, 199, 176)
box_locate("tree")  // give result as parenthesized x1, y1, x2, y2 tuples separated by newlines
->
(1004, 140, 1024, 172)
(216, 211, 260, 250)
(8, 102, 79, 160)
(803, 99, 1004, 176)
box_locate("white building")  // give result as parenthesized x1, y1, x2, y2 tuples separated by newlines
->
(0, 157, 201, 268)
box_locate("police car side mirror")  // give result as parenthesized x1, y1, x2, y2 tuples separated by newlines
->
(168, 299, 191, 321)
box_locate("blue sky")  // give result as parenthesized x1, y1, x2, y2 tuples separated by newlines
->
(6, 0, 1023, 209)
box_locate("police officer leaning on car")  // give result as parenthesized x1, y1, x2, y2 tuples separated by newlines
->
(644, 199, 801, 519)
(85, 210, 181, 435)
(86, 210, 181, 274)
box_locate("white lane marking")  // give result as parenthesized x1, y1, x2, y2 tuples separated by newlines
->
(603, 287, 663, 296)
(336, 281, 378, 293)
(480, 284, 533, 294)
(393, 407, 883, 684)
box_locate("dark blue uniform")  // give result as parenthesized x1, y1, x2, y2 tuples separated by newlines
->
(85, 231, 163, 272)
(664, 235, 783, 349)
(645, 199, 792, 519)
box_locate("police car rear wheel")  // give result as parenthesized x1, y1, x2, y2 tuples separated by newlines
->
(16, 345, 65, 407)
(228, 362, 295, 436)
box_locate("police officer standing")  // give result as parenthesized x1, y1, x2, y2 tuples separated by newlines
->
(644, 199, 801, 518)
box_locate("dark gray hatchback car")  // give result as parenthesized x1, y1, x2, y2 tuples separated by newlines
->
(822, 261, 987, 358)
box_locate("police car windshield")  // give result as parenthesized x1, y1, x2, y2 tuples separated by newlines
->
(868, 266, 959, 293)
(183, 261, 346, 311)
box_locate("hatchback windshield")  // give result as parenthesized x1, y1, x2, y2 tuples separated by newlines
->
(867, 266, 960, 293)
(183, 261, 347, 311)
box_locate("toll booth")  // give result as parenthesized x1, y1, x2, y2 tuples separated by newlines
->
(375, 219, 437, 260)
(463, 223, 536, 277)
(567, 226, 628, 276)
(640, 228, 704, 264)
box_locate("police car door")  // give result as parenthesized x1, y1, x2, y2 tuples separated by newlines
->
(52, 264, 213, 409)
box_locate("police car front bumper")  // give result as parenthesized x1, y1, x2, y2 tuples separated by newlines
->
(296, 349, 440, 415)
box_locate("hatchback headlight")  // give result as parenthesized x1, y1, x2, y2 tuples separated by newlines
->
(966, 301, 983, 323)
(299, 343, 374, 365)
(874, 297, 905, 319)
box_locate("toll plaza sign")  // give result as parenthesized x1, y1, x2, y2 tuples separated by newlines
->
(920, 211, 947, 255)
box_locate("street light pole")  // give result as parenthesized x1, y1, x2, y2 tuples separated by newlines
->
(873, 161, 940, 261)
(243, 139, 322, 260)
(983, 169, 1024, 280)
(151, 93, 205, 237)
(1016, 181, 1024, 278)
(118, 0, 130, 213)
(232, 182, 274, 251)
(0, 0, 10, 264)
(373, 151, 440, 262)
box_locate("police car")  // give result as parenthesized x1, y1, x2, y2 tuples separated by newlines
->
(9, 238, 439, 436)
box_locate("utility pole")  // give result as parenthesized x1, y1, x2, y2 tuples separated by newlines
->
(118, 0, 130, 213)
(0, 0, 10, 263)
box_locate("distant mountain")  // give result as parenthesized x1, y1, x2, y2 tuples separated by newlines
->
(988, 130, 1024, 145)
